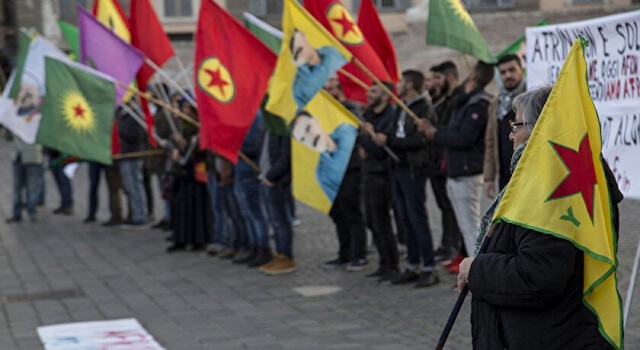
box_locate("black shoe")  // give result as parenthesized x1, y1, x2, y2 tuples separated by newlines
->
(234, 248, 256, 264)
(190, 244, 207, 252)
(415, 270, 440, 288)
(217, 248, 236, 259)
(5, 217, 21, 223)
(366, 268, 385, 278)
(390, 269, 419, 285)
(102, 218, 123, 226)
(346, 259, 369, 272)
(83, 216, 96, 223)
(55, 207, 74, 215)
(247, 248, 273, 268)
(378, 269, 400, 282)
(166, 243, 186, 253)
(152, 221, 168, 229)
(323, 258, 348, 269)
(53, 207, 64, 214)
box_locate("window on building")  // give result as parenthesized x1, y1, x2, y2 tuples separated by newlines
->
(164, 0, 193, 17)
(463, 0, 517, 10)
(248, 0, 284, 17)
(352, 0, 413, 12)
(59, 0, 92, 23)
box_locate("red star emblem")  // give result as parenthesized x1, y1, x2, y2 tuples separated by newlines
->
(332, 11, 356, 37)
(549, 135, 598, 221)
(73, 104, 85, 119)
(204, 68, 229, 97)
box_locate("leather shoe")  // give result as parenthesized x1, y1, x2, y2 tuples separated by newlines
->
(5, 217, 21, 223)
(415, 270, 440, 288)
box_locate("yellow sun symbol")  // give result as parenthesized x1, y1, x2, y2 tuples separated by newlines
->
(60, 91, 96, 133)
(448, 0, 476, 28)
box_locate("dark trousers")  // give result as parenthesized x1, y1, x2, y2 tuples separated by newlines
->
(51, 167, 73, 209)
(329, 168, 367, 262)
(88, 162, 124, 220)
(430, 175, 462, 254)
(392, 168, 435, 270)
(364, 173, 398, 271)
(263, 184, 294, 259)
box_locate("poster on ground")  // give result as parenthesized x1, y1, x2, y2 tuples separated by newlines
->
(526, 10, 640, 200)
(37, 318, 165, 350)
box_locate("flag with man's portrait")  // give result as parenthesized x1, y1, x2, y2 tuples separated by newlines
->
(492, 38, 623, 349)
(265, 0, 352, 122)
(291, 90, 358, 214)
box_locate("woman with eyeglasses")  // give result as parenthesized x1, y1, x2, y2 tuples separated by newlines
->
(455, 85, 623, 349)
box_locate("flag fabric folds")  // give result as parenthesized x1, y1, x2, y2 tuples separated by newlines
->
(427, 0, 496, 63)
(37, 57, 116, 165)
(0, 35, 70, 143)
(265, 0, 352, 122)
(492, 39, 623, 349)
(77, 5, 144, 105)
(291, 89, 359, 213)
(92, 0, 130, 42)
(357, 0, 399, 83)
(497, 19, 548, 59)
(242, 12, 292, 137)
(304, 0, 391, 103)
(195, 0, 276, 163)
(58, 21, 80, 61)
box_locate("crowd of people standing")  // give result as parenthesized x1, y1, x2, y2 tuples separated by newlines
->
(6, 54, 529, 284)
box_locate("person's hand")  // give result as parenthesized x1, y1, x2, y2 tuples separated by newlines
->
(373, 133, 387, 147)
(171, 149, 180, 162)
(484, 180, 496, 198)
(457, 257, 475, 292)
(361, 122, 374, 135)
(261, 178, 275, 187)
(358, 147, 368, 160)
(173, 134, 187, 149)
(419, 120, 437, 140)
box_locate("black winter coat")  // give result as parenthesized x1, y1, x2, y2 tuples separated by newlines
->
(468, 161, 623, 350)
(385, 96, 432, 172)
(264, 134, 291, 188)
(359, 104, 395, 175)
(434, 88, 491, 178)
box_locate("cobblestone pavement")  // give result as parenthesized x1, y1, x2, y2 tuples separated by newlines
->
(0, 136, 639, 350)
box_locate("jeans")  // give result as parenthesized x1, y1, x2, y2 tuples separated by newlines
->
(207, 173, 227, 246)
(88, 162, 103, 217)
(329, 168, 367, 261)
(51, 167, 73, 208)
(118, 159, 148, 223)
(36, 164, 45, 206)
(12, 161, 41, 219)
(429, 175, 462, 255)
(392, 168, 435, 271)
(263, 184, 293, 258)
(447, 174, 483, 255)
(235, 170, 269, 249)
(364, 173, 398, 270)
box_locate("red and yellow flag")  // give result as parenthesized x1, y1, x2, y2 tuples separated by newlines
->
(195, 0, 276, 163)
(493, 38, 623, 349)
(357, 0, 400, 83)
(304, 0, 392, 103)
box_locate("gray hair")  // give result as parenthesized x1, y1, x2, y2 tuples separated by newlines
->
(512, 85, 553, 133)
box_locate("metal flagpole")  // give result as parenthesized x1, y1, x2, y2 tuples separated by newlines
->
(624, 236, 640, 328)
(122, 103, 167, 146)
(144, 58, 197, 107)
(174, 56, 194, 89)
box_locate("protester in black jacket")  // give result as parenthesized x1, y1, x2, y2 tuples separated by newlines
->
(359, 83, 399, 281)
(259, 131, 296, 275)
(382, 70, 439, 288)
(420, 62, 494, 267)
(456, 86, 620, 350)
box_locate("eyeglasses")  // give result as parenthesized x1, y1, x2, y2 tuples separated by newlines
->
(509, 120, 530, 133)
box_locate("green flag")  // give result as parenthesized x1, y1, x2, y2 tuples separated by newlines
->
(8, 31, 32, 99)
(497, 19, 548, 59)
(58, 21, 80, 61)
(427, 0, 496, 63)
(37, 57, 115, 164)
(242, 12, 290, 136)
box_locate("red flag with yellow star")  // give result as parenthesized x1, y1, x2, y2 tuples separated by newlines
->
(195, 0, 276, 162)
(304, 0, 392, 103)
(492, 38, 623, 349)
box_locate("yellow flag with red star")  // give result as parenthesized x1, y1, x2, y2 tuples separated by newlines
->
(37, 57, 116, 164)
(492, 38, 623, 349)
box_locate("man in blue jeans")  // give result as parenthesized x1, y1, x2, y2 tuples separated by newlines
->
(7, 136, 44, 223)
(116, 105, 149, 229)
(258, 131, 295, 275)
